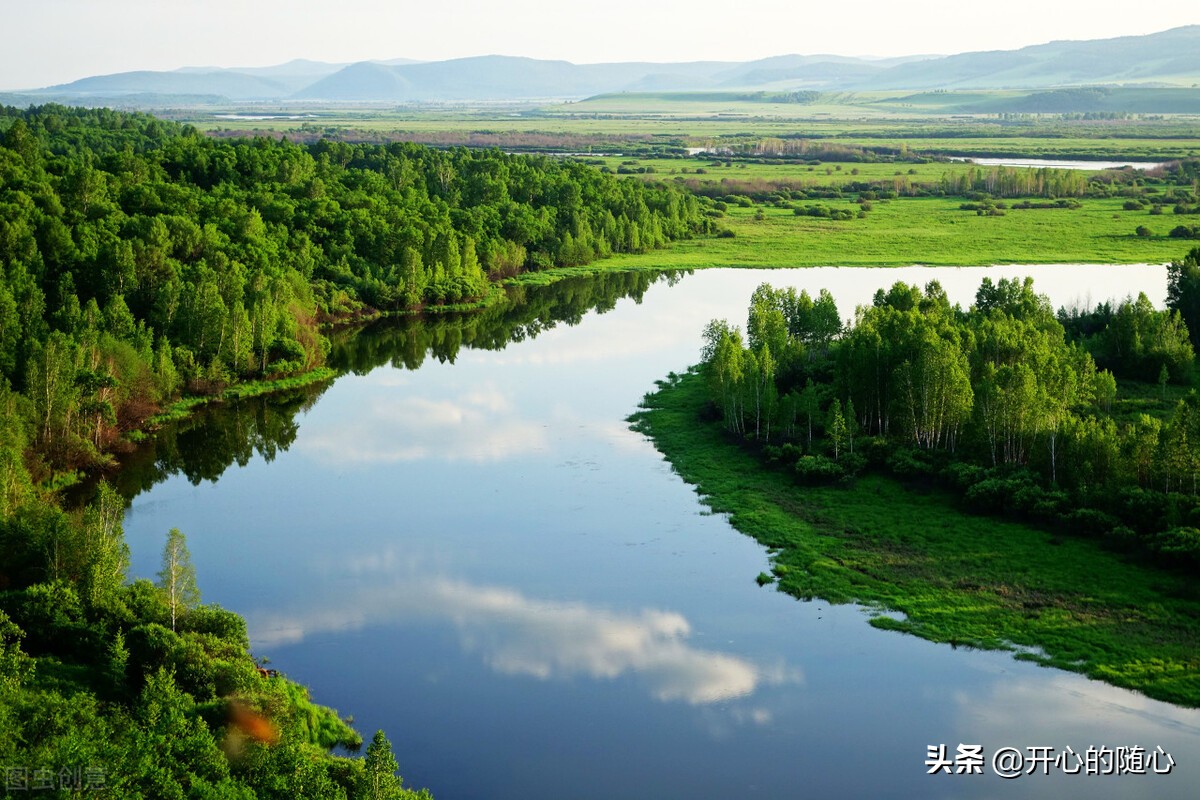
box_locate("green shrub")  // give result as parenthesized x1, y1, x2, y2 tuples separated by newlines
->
(1058, 507, 1120, 537)
(941, 461, 987, 490)
(1152, 527, 1200, 566)
(795, 455, 845, 484)
(840, 452, 868, 477)
(964, 478, 1021, 514)
(178, 605, 249, 647)
(887, 447, 935, 479)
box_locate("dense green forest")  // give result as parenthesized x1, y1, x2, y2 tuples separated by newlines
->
(0, 106, 710, 798)
(0, 104, 709, 479)
(698, 249, 1200, 567)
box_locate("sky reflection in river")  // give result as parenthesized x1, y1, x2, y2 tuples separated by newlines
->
(250, 568, 799, 706)
(299, 375, 551, 464)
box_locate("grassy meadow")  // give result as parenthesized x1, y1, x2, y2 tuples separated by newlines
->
(593, 156, 986, 186)
(598, 197, 1185, 270)
(629, 368, 1200, 706)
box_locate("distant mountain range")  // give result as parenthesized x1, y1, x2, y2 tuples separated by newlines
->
(10, 27, 1200, 106)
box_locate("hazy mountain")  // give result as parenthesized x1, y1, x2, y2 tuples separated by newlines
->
(297, 56, 601, 100)
(290, 54, 917, 101)
(229, 59, 348, 82)
(174, 59, 345, 79)
(878, 87, 1200, 115)
(620, 72, 721, 92)
(18, 27, 1200, 105)
(295, 61, 415, 101)
(373, 58, 428, 66)
(716, 53, 882, 79)
(857, 25, 1200, 89)
(0, 91, 230, 108)
(31, 58, 389, 100)
(36, 70, 293, 100)
(720, 62, 885, 88)
(293, 56, 739, 101)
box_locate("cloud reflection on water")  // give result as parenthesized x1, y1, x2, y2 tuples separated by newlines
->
(297, 380, 549, 464)
(939, 674, 1200, 799)
(251, 575, 799, 706)
(951, 672, 1200, 741)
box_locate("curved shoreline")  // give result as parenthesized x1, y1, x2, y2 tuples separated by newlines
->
(629, 367, 1200, 708)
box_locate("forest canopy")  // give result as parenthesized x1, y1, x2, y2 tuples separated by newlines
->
(0, 104, 709, 475)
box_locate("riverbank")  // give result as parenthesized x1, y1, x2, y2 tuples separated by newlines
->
(129, 288, 514, 442)
(135, 367, 340, 434)
(629, 367, 1200, 707)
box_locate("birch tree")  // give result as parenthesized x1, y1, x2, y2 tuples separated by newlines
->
(157, 528, 200, 632)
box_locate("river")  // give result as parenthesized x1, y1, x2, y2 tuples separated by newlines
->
(947, 157, 1165, 171)
(120, 264, 1198, 799)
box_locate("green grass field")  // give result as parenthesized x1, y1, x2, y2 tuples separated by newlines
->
(587, 155, 1173, 191)
(827, 135, 1200, 160)
(595, 197, 1186, 270)
(593, 156, 992, 186)
(629, 368, 1200, 706)
(560, 91, 912, 120)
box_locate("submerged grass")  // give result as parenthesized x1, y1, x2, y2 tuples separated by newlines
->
(629, 368, 1200, 707)
(142, 367, 338, 429)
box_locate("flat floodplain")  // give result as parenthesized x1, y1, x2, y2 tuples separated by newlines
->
(598, 198, 1187, 269)
(181, 96, 1200, 160)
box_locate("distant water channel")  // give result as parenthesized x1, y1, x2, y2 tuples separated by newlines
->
(948, 157, 1166, 171)
(120, 264, 1198, 799)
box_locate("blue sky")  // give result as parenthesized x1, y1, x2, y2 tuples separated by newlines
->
(4, 0, 1198, 90)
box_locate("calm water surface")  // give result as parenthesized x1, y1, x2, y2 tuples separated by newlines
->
(122, 265, 1198, 799)
(948, 157, 1165, 171)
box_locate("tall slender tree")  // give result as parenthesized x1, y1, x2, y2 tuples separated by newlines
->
(362, 729, 403, 800)
(157, 528, 199, 632)
(828, 399, 847, 461)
